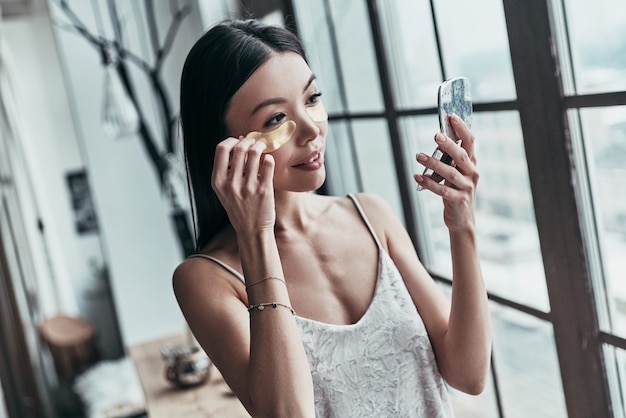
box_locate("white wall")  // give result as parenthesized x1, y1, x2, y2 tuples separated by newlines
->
(47, 1, 206, 347)
(2, 11, 93, 319)
(4, 6, 135, 362)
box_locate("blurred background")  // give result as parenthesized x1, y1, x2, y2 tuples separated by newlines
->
(0, 0, 625, 417)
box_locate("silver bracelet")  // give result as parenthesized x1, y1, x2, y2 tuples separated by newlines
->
(245, 276, 286, 289)
(248, 302, 296, 316)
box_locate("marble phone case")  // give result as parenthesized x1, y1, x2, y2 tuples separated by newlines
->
(420, 77, 473, 186)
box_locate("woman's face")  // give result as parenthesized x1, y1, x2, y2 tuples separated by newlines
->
(224, 52, 328, 193)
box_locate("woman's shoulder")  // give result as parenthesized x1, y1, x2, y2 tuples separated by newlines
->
(309, 193, 397, 228)
(346, 192, 397, 221)
(172, 254, 245, 317)
(348, 192, 388, 208)
(172, 227, 241, 290)
(345, 193, 404, 248)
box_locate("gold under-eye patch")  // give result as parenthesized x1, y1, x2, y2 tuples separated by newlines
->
(306, 100, 328, 123)
(246, 120, 297, 153)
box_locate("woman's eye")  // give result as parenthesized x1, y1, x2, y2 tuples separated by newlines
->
(307, 91, 323, 105)
(264, 113, 286, 128)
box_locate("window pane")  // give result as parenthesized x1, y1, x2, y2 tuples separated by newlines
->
(351, 119, 404, 219)
(399, 114, 446, 269)
(324, 119, 403, 221)
(492, 305, 567, 418)
(579, 107, 626, 336)
(401, 112, 550, 311)
(474, 112, 548, 311)
(433, 0, 516, 102)
(330, 2, 386, 113)
(562, 0, 626, 94)
(324, 120, 361, 195)
(292, 0, 344, 114)
(377, 0, 442, 109)
(603, 344, 626, 417)
(294, 1, 385, 113)
(326, 1, 384, 113)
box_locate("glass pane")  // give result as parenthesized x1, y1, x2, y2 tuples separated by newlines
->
(433, 0, 516, 102)
(293, 1, 384, 114)
(351, 119, 404, 220)
(562, 0, 626, 94)
(579, 107, 626, 336)
(401, 112, 550, 311)
(604, 344, 626, 417)
(292, 0, 344, 114)
(492, 305, 567, 418)
(326, 1, 385, 113)
(324, 120, 361, 195)
(400, 114, 446, 270)
(377, 0, 442, 109)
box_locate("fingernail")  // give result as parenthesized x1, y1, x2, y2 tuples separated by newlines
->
(450, 114, 459, 122)
(435, 133, 445, 143)
(414, 174, 424, 191)
(417, 153, 428, 162)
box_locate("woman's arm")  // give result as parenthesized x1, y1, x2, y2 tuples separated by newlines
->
(444, 219, 491, 394)
(414, 115, 491, 393)
(174, 137, 314, 417)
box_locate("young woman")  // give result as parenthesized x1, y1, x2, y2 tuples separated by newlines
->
(174, 19, 491, 418)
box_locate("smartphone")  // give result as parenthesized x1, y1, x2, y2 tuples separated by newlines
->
(419, 77, 473, 188)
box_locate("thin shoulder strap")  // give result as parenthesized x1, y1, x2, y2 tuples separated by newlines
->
(187, 254, 245, 283)
(347, 194, 383, 250)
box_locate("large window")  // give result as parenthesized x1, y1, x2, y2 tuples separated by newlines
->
(291, 0, 626, 417)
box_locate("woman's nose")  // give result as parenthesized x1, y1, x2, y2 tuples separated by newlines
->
(295, 102, 327, 145)
(294, 112, 320, 145)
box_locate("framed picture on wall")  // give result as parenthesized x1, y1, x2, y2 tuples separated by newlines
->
(65, 170, 99, 234)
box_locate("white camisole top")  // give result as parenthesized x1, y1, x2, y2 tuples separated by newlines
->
(191, 194, 455, 417)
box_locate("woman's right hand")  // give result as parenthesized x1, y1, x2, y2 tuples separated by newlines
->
(211, 137, 276, 236)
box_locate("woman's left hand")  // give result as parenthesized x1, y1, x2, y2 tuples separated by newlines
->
(414, 114, 479, 234)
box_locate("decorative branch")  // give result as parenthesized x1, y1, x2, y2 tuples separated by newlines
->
(106, 0, 124, 51)
(58, 0, 105, 48)
(143, 0, 192, 153)
(53, 0, 191, 182)
(56, 1, 150, 70)
(144, 0, 160, 57)
(156, 3, 192, 67)
(53, 0, 195, 257)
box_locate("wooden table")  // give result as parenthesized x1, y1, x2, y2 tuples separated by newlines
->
(128, 333, 250, 418)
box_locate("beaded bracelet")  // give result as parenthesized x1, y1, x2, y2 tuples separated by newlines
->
(248, 302, 296, 316)
(245, 276, 285, 290)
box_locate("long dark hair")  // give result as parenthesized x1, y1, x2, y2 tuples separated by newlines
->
(180, 19, 307, 252)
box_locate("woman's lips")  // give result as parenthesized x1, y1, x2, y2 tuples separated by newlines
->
(293, 150, 323, 170)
